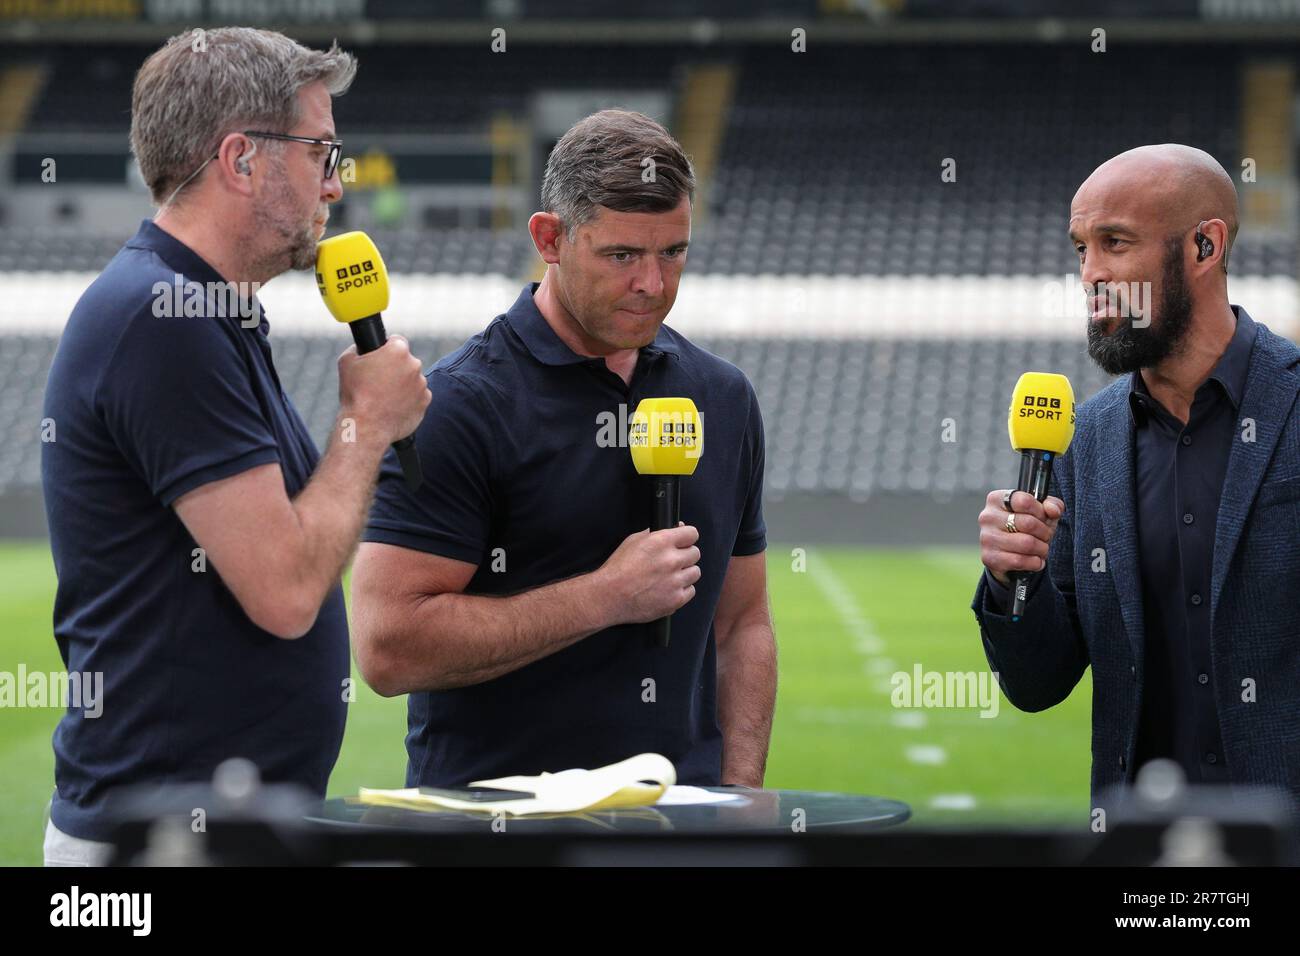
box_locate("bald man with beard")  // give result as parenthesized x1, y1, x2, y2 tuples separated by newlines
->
(971, 144, 1300, 817)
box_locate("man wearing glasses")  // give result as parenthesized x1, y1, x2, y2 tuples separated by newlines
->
(39, 27, 431, 865)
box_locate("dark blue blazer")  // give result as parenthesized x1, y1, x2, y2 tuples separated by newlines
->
(972, 318, 1300, 812)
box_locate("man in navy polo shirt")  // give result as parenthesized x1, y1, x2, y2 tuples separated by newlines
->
(40, 29, 430, 864)
(352, 109, 777, 788)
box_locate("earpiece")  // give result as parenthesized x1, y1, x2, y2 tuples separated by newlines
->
(1195, 221, 1214, 261)
(235, 140, 257, 176)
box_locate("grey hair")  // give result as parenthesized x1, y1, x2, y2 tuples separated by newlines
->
(540, 109, 695, 240)
(131, 27, 356, 204)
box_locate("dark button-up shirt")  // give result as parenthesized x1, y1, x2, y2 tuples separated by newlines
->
(984, 306, 1258, 787)
(1129, 305, 1256, 783)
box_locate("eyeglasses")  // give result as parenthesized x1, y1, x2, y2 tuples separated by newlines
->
(244, 130, 344, 180)
(163, 129, 344, 207)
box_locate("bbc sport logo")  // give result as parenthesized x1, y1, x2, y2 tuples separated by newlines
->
(321, 258, 379, 294)
(597, 403, 703, 455)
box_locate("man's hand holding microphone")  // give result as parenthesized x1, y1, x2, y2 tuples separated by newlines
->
(318, 231, 430, 488)
(980, 372, 1076, 622)
(336, 336, 429, 464)
(980, 489, 1065, 586)
(597, 523, 703, 629)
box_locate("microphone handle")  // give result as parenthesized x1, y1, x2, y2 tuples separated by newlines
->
(650, 475, 681, 648)
(349, 314, 423, 492)
(1009, 449, 1055, 623)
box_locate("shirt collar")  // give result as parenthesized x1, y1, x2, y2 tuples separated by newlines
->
(1127, 304, 1257, 426)
(125, 219, 271, 335)
(504, 282, 680, 367)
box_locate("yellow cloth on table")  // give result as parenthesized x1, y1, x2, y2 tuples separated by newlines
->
(356, 753, 676, 816)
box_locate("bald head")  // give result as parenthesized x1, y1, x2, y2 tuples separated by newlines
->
(1071, 144, 1239, 270)
(1072, 145, 1242, 376)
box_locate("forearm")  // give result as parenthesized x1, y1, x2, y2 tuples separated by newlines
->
(716, 620, 777, 786)
(368, 570, 618, 694)
(288, 410, 389, 611)
(974, 570, 1087, 712)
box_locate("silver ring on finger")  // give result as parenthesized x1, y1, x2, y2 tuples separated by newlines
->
(1001, 490, 1015, 513)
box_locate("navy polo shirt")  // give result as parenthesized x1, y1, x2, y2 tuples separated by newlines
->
(41, 220, 350, 841)
(363, 282, 767, 787)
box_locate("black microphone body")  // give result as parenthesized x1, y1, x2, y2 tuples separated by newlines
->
(1009, 448, 1056, 622)
(349, 314, 423, 492)
(649, 475, 681, 648)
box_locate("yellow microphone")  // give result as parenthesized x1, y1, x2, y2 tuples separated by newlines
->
(1005, 372, 1076, 622)
(316, 231, 422, 491)
(629, 397, 703, 648)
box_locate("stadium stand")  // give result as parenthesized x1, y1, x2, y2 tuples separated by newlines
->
(1, 41, 1295, 510)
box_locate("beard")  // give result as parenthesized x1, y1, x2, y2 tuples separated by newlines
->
(283, 226, 318, 272)
(249, 158, 320, 278)
(1086, 241, 1194, 376)
(271, 205, 319, 273)
(282, 210, 320, 272)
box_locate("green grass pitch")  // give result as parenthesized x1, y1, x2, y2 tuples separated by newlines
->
(0, 541, 1091, 865)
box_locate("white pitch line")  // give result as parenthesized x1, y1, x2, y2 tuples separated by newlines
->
(794, 706, 884, 726)
(905, 745, 948, 766)
(808, 550, 952, 766)
(930, 794, 978, 810)
(807, 549, 886, 656)
(890, 712, 928, 729)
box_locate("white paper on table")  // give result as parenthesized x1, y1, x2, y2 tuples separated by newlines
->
(359, 753, 678, 816)
(654, 786, 751, 807)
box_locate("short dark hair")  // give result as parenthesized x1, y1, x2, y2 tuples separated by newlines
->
(540, 109, 695, 239)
